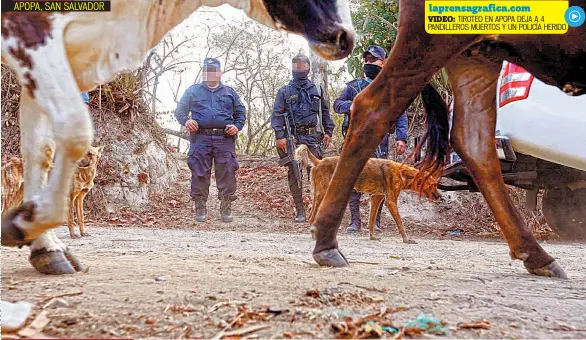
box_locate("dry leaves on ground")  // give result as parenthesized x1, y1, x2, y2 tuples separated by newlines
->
(295, 288, 387, 308)
(457, 320, 491, 329)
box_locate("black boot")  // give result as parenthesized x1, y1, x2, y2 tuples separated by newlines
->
(220, 199, 233, 223)
(194, 199, 207, 222)
(346, 192, 361, 233)
(295, 201, 306, 223)
(374, 207, 383, 233)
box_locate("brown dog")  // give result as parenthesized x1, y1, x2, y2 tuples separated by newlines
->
(1, 145, 103, 239)
(1, 144, 55, 216)
(68, 145, 104, 238)
(296, 144, 440, 243)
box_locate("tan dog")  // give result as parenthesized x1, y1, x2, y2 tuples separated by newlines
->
(68, 145, 104, 238)
(296, 144, 441, 243)
(1, 145, 103, 239)
(1, 144, 55, 216)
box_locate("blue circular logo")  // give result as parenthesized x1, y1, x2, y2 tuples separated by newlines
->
(565, 6, 585, 27)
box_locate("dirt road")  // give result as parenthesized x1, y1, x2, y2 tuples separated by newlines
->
(3, 213, 586, 339)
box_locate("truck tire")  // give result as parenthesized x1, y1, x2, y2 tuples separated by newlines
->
(542, 187, 586, 240)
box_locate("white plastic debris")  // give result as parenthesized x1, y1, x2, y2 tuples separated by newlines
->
(1, 300, 33, 333)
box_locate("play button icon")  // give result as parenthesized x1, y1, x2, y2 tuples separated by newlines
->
(565, 6, 585, 27)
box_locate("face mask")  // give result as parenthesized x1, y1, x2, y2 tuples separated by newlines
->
(364, 64, 382, 80)
(292, 70, 309, 81)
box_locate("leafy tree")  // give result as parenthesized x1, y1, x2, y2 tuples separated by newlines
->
(348, 0, 399, 79)
(348, 0, 453, 121)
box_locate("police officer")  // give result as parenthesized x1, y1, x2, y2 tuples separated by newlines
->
(174, 58, 246, 223)
(334, 45, 409, 234)
(272, 54, 335, 223)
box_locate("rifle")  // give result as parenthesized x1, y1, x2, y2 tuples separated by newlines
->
(277, 111, 303, 190)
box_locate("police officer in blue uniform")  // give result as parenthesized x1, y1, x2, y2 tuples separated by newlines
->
(334, 45, 409, 234)
(272, 54, 335, 222)
(174, 58, 246, 223)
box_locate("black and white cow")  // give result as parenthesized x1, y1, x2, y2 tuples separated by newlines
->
(1, 0, 355, 274)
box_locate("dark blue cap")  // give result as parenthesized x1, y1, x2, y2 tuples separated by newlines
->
(203, 58, 221, 71)
(363, 45, 387, 60)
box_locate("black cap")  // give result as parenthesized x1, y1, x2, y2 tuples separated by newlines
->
(362, 45, 386, 60)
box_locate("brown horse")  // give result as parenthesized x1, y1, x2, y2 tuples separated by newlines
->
(310, 0, 585, 279)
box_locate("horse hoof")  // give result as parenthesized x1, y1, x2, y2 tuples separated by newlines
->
(526, 260, 568, 279)
(404, 239, 418, 244)
(29, 248, 87, 275)
(313, 248, 349, 267)
(1, 202, 35, 247)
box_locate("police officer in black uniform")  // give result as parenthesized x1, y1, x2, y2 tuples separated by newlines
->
(334, 45, 409, 233)
(271, 54, 335, 222)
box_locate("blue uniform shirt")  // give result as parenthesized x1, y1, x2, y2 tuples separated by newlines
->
(271, 80, 335, 140)
(334, 78, 408, 142)
(175, 82, 246, 131)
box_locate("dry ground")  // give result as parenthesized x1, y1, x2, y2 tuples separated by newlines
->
(2, 162, 585, 339)
(3, 211, 586, 339)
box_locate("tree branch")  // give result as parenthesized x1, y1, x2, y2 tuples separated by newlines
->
(163, 128, 189, 141)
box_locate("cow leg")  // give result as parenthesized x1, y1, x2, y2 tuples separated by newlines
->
(1, 30, 92, 274)
(447, 58, 566, 278)
(310, 2, 480, 266)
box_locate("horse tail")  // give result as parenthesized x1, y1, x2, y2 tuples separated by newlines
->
(295, 144, 321, 169)
(412, 83, 450, 194)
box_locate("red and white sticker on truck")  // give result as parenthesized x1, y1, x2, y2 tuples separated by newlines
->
(499, 61, 535, 107)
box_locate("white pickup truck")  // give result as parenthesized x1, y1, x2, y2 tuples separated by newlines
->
(441, 61, 586, 240)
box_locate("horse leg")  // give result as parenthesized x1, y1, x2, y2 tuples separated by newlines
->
(310, 1, 481, 266)
(447, 58, 566, 278)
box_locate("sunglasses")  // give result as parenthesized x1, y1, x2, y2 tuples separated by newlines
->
(364, 55, 383, 63)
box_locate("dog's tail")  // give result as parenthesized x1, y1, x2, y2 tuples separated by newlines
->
(295, 144, 321, 170)
(411, 83, 450, 193)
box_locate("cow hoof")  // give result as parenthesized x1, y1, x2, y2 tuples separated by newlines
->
(30, 248, 87, 275)
(403, 239, 418, 244)
(526, 260, 567, 279)
(1, 202, 35, 247)
(313, 248, 349, 267)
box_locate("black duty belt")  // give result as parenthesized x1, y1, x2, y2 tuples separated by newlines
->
(197, 128, 227, 136)
(296, 126, 319, 135)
